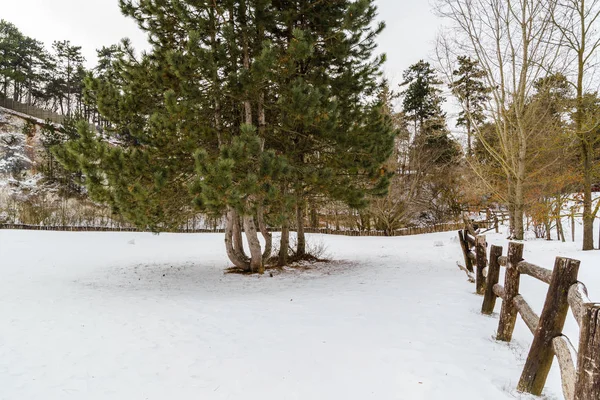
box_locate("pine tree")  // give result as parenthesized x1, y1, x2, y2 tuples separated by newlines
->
(400, 60, 445, 136)
(449, 56, 489, 155)
(268, 0, 395, 261)
(56, 0, 278, 272)
(55, 34, 210, 232)
(49, 41, 86, 116)
(400, 60, 461, 222)
(401, 60, 458, 161)
(38, 116, 84, 196)
(56, 0, 394, 273)
(0, 20, 52, 105)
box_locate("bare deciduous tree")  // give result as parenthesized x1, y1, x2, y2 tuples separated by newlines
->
(436, 0, 561, 239)
(550, 0, 600, 250)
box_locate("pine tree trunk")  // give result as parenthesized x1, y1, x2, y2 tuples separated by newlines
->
(514, 203, 524, 240)
(508, 205, 515, 238)
(466, 99, 472, 156)
(224, 208, 250, 271)
(256, 205, 272, 261)
(67, 58, 71, 117)
(232, 213, 248, 260)
(258, 93, 266, 145)
(310, 206, 318, 229)
(279, 217, 289, 267)
(296, 201, 306, 257)
(241, 0, 252, 127)
(243, 214, 264, 274)
(239, 1, 264, 272)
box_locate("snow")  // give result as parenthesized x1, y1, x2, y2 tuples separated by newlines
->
(0, 108, 42, 201)
(1, 227, 599, 400)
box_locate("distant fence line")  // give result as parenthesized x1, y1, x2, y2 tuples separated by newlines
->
(304, 222, 465, 236)
(0, 221, 464, 236)
(0, 224, 222, 233)
(0, 97, 99, 133)
(0, 97, 66, 125)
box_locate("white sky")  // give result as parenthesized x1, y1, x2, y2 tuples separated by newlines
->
(1, 0, 444, 88)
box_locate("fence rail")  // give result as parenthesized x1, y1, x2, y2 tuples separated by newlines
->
(304, 222, 464, 236)
(457, 229, 600, 400)
(0, 222, 464, 236)
(0, 224, 224, 233)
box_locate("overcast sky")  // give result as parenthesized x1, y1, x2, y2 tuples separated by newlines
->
(2, 0, 443, 87)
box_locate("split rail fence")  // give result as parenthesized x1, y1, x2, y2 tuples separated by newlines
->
(458, 229, 599, 399)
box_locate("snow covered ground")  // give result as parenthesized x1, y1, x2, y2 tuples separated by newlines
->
(1, 226, 599, 400)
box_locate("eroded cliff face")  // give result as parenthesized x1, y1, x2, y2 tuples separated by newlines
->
(0, 106, 44, 175)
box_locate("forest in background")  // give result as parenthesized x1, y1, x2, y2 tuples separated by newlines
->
(1, 0, 599, 270)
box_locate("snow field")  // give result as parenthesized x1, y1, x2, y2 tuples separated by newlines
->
(1, 227, 599, 399)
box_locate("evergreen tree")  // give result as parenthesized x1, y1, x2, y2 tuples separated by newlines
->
(57, 0, 275, 272)
(56, 0, 394, 273)
(95, 45, 124, 80)
(49, 40, 86, 116)
(55, 32, 209, 232)
(39, 119, 83, 196)
(449, 56, 489, 155)
(0, 20, 52, 105)
(400, 60, 445, 136)
(400, 61, 461, 222)
(267, 0, 395, 262)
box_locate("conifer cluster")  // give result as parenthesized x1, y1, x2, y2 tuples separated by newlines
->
(55, 0, 396, 272)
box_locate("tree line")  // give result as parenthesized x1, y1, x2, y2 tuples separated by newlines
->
(436, 0, 600, 249)
(0, 20, 87, 117)
(2, 0, 599, 264)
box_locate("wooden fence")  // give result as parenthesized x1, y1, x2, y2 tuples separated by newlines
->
(0, 222, 464, 236)
(0, 224, 224, 233)
(0, 97, 99, 132)
(304, 222, 464, 236)
(458, 229, 599, 399)
(0, 97, 67, 125)
(464, 208, 511, 234)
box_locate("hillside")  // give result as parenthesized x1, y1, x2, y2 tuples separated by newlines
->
(0, 107, 44, 200)
(0, 107, 109, 227)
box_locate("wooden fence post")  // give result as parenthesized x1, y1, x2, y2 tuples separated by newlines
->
(517, 257, 580, 395)
(458, 230, 474, 273)
(574, 302, 600, 400)
(482, 245, 503, 314)
(475, 235, 487, 295)
(497, 242, 524, 342)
